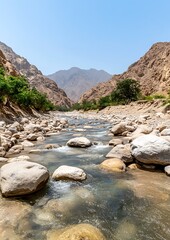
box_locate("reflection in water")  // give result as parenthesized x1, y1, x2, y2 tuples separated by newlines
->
(0, 117, 170, 240)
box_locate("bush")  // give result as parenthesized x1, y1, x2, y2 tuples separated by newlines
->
(0, 67, 55, 111)
(111, 79, 141, 104)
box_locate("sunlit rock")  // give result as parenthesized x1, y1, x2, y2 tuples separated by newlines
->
(52, 165, 87, 181)
(0, 161, 49, 197)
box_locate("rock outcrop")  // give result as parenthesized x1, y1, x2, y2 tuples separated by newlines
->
(0, 42, 72, 107)
(80, 42, 170, 102)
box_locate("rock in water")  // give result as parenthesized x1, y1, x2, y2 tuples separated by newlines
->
(106, 144, 133, 163)
(46, 223, 106, 240)
(100, 158, 126, 172)
(52, 165, 87, 181)
(0, 161, 49, 197)
(67, 137, 92, 148)
(131, 135, 170, 165)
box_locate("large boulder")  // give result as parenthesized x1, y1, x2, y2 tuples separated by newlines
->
(106, 144, 133, 163)
(0, 161, 49, 197)
(131, 135, 170, 165)
(67, 137, 92, 148)
(46, 223, 106, 240)
(100, 158, 126, 172)
(52, 165, 87, 181)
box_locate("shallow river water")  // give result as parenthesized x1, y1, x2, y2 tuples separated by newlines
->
(0, 116, 170, 240)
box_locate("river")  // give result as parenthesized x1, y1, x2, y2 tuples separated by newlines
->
(0, 114, 170, 240)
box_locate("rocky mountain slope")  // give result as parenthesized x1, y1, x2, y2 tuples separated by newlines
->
(0, 42, 72, 107)
(79, 42, 170, 102)
(47, 67, 111, 102)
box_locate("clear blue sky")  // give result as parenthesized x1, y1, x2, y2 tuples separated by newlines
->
(1, 0, 170, 75)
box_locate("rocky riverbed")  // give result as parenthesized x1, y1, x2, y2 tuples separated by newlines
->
(0, 101, 170, 239)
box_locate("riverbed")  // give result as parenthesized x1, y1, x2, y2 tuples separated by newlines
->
(0, 114, 170, 240)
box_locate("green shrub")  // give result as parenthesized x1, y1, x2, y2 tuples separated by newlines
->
(111, 79, 141, 104)
(0, 67, 55, 111)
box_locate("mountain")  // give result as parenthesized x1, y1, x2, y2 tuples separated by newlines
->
(79, 42, 170, 102)
(0, 42, 72, 107)
(47, 67, 112, 102)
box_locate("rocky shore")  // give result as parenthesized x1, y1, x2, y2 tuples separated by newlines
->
(0, 100, 170, 239)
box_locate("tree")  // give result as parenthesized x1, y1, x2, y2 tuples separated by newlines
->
(111, 79, 140, 104)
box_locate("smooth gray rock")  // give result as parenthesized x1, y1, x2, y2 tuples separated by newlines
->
(67, 137, 92, 148)
(0, 161, 49, 197)
(106, 144, 133, 163)
(52, 165, 87, 181)
(131, 135, 170, 165)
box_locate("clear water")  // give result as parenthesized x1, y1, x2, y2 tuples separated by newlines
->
(0, 116, 170, 240)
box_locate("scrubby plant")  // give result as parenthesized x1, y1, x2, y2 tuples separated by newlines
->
(0, 67, 55, 111)
(111, 79, 141, 104)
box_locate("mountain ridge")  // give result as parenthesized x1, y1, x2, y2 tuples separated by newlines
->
(47, 67, 111, 102)
(0, 42, 72, 107)
(79, 42, 170, 102)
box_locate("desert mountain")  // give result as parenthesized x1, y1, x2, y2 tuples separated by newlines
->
(0, 42, 72, 107)
(79, 42, 170, 102)
(47, 67, 111, 102)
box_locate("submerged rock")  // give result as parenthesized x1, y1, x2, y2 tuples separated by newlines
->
(52, 165, 87, 181)
(100, 158, 126, 172)
(67, 137, 92, 148)
(46, 223, 106, 240)
(45, 143, 60, 149)
(131, 135, 170, 165)
(0, 161, 49, 197)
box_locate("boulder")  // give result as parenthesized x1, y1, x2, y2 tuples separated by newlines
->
(46, 223, 106, 240)
(0, 161, 49, 197)
(52, 165, 87, 181)
(111, 122, 135, 136)
(21, 140, 35, 147)
(109, 138, 123, 146)
(164, 165, 170, 176)
(67, 137, 92, 148)
(45, 144, 60, 149)
(106, 144, 133, 163)
(131, 135, 170, 165)
(27, 133, 38, 141)
(100, 158, 126, 172)
(24, 124, 41, 133)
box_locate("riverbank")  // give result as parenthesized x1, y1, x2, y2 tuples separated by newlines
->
(0, 101, 170, 239)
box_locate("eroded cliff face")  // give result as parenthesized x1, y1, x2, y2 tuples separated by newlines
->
(79, 42, 170, 102)
(0, 42, 72, 107)
(0, 49, 18, 76)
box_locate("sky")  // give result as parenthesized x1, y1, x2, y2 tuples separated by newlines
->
(0, 0, 170, 75)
